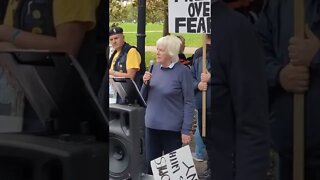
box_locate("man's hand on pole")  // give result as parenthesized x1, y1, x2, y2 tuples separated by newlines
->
(201, 71, 211, 83)
(289, 25, 320, 66)
(279, 63, 309, 93)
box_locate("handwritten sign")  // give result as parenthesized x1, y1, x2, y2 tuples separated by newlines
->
(168, 0, 211, 33)
(150, 145, 198, 180)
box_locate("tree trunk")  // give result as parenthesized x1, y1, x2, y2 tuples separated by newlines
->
(163, 0, 169, 36)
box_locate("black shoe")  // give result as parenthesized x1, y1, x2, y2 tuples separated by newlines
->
(198, 168, 211, 180)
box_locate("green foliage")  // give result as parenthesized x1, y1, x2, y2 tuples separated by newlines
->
(110, 0, 169, 35)
(109, 0, 128, 21)
(126, 4, 138, 22)
(131, 0, 166, 23)
(146, 0, 166, 23)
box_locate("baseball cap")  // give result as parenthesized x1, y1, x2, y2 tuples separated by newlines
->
(109, 26, 123, 36)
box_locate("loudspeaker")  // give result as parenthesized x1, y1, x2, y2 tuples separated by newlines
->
(109, 104, 145, 180)
(0, 134, 108, 180)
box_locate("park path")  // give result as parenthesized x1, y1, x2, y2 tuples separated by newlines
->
(145, 46, 198, 54)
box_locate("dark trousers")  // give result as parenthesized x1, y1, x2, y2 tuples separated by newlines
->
(145, 127, 182, 174)
(278, 145, 320, 180)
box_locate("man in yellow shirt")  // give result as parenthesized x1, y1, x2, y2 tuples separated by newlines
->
(109, 26, 141, 81)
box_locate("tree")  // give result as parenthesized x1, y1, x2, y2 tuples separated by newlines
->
(162, 0, 169, 36)
(132, 0, 168, 35)
(146, 0, 166, 23)
(126, 4, 138, 22)
(109, 0, 128, 22)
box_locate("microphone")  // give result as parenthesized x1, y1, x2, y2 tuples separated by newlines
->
(149, 60, 154, 73)
(147, 60, 154, 86)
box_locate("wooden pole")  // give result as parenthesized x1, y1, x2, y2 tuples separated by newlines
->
(293, 0, 305, 179)
(201, 34, 207, 137)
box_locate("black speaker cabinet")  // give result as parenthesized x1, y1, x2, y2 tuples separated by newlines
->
(109, 104, 145, 180)
(0, 134, 108, 180)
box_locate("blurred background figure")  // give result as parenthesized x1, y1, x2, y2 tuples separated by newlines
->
(191, 34, 212, 179)
(0, 0, 105, 132)
(0, 0, 104, 92)
(176, 35, 193, 67)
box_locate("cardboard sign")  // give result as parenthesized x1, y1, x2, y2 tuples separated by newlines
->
(150, 145, 198, 180)
(168, 0, 211, 34)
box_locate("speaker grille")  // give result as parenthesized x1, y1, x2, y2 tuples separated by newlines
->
(109, 135, 130, 179)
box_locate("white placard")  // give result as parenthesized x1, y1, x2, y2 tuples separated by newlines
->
(150, 145, 198, 180)
(168, 0, 211, 34)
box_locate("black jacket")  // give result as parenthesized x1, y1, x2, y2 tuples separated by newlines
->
(208, 1, 270, 180)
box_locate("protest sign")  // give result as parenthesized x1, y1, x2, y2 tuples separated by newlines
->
(150, 145, 198, 180)
(168, 0, 211, 33)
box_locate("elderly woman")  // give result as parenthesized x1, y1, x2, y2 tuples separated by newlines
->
(141, 35, 195, 174)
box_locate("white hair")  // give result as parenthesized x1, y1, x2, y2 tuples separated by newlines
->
(156, 35, 181, 63)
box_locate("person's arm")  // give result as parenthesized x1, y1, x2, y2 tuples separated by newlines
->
(191, 59, 200, 91)
(109, 48, 141, 79)
(140, 70, 153, 101)
(140, 83, 148, 101)
(192, 55, 208, 91)
(255, 6, 284, 90)
(0, 22, 91, 57)
(289, 26, 320, 67)
(181, 68, 195, 135)
(230, 19, 269, 179)
(109, 68, 139, 79)
(1, 0, 98, 57)
(256, 2, 310, 94)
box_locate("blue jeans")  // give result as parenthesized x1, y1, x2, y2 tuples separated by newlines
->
(194, 109, 206, 158)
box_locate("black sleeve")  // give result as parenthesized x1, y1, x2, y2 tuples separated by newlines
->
(255, 1, 284, 91)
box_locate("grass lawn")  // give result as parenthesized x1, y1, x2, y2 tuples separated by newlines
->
(110, 22, 203, 47)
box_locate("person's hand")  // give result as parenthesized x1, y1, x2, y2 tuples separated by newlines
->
(143, 71, 152, 84)
(201, 71, 211, 83)
(279, 63, 309, 93)
(181, 134, 191, 144)
(289, 25, 320, 66)
(198, 82, 207, 91)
